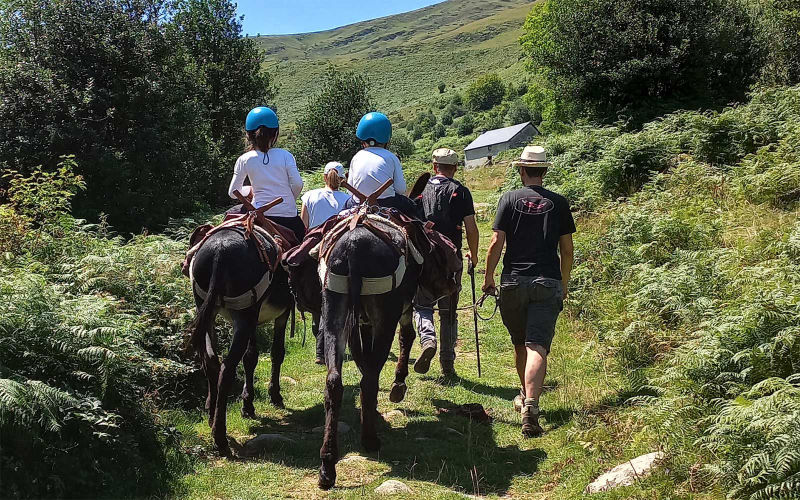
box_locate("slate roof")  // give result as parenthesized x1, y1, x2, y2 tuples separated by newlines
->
(464, 122, 534, 151)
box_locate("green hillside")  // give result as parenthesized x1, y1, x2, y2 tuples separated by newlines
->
(254, 0, 536, 122)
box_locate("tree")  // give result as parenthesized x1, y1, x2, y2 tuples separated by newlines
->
(464, 73, 506, 111)
(438, 82, 446, 93)
(457, 114, 475, 136)
(432, 123, 446, 139)
(0, 0, 274, 231)
(294, 67, 372, 170)
(388, 129, 414, 159)
(520, 0, 758, 120)
(506, 99, 532, 125)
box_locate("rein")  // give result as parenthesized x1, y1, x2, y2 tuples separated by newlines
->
(413, 290, 499, 321)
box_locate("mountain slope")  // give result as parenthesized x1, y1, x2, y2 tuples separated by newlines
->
(254, 0, 537, 123)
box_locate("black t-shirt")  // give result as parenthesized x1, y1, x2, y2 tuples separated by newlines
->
(419, 176, 475, 249)
(493, 185, 576, 279)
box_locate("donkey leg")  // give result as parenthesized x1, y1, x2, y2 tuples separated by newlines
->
(212, 309, 256, 457)
(364, 309, 401, 452)
(390, 307, 414, 403)
(319, 299, 347, 490)
(268, 307, 290, 408)
(241, 335, 258, 419)
(202, 332, 221, 427)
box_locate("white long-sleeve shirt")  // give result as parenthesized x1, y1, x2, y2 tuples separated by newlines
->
(228, 148, 304, 217)
(347, 147, 407, 201)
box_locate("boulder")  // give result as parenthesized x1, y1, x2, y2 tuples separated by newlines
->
(280, 376, 297, 385)
(585, 452, 665, 493)
(240, 433, 295, 457)
(375, 479, 412, 495)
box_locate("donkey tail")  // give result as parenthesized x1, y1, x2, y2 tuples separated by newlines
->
(191, 251, 222, 356)
(346, 238, 362, 344)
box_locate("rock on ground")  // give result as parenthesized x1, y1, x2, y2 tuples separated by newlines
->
(240, 434, 295, 457)
(585, 452, 665, 493)
(375, 479, 412, 495)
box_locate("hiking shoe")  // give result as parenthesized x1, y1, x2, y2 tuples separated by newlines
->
(513, 387, 525, 413)
(414, 341, 437, 374)
(440, 359, 456, 377)
(521, 398, 543, 438)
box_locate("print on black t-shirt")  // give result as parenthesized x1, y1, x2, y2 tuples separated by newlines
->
(493, 185, 576, 280)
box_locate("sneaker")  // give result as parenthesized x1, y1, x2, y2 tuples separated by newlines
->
(513, 387, 525, 413)
(414, 341, 437, 374)
(521, 399, 543, 438)
(440, 359, 456, 377)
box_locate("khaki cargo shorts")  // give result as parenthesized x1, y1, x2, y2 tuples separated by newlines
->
(498, 275, 563, 352)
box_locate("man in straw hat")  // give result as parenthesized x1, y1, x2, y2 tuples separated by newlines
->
(482, 145, 575, 438)
(412, 148, 479, 376)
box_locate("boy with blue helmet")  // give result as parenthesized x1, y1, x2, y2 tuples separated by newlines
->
(347, 112, 416, 216)
(229, 106, 305, 241)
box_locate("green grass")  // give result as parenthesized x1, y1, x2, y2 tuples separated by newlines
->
(166, 165, 694, 499)
(257, 0, 536, 123)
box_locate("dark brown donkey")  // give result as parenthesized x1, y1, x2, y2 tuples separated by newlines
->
(188, 196, 294, 457)
(307, 182, 460, 489)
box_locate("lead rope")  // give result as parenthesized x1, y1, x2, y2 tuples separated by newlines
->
(412, 290, 499, 321)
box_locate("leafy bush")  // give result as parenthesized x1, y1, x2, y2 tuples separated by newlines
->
(0, 0, 273, 232)
(457, 114, 475, 136)
(293, 67, 372, 169)
(555, 85, 800, 497)
(505, 99, 532, 126)
(388, 129, 415, 160)
(432, 123, 446, 139)
(0, 163, 194, 497)
(521, 0, 759, 120)
(464, 73, 506, 111)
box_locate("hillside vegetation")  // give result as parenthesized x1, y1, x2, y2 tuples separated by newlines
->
(257, 0, 535, 122)
(3, 0, 800, 498)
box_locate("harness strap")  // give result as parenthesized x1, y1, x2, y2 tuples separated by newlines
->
(190, 258, 273, 310)
(319, 256, 406, 295)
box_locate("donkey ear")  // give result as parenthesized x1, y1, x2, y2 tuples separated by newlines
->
(409, 172, 431, 199)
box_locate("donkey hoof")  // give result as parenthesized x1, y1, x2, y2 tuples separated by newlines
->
(270, 394, 285, 409)
(318, 463, 336, 490)
(389, 382, 407, 403)
(215, 440, 232, 458)
(241, 406, 257, 420)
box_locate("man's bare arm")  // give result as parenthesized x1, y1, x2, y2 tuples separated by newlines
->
(559, 233, 574, 300)
(483, 230, 506, 293)
(463, 214, 479, 267)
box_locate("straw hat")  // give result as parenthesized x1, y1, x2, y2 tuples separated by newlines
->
(512, 145, 552, 168)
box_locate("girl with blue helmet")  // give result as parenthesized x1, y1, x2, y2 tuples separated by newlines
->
(228, 106, 305, 241)
(347, 112, 417, 217)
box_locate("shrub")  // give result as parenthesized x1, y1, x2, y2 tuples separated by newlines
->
(294, 67, 372, 170)
(432, 123, 446, 139)
(505, 99, 532, 125)
(388, 129, 415, 160)
(0, 0, 273, 231)
(521, 0, 759, 120)
(464, 73, 506, 111)
(438, 82, 446, 93)
(457, 114, 475, 136)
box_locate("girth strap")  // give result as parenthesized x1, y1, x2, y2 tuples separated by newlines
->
(318, 256, 406, 295)
(189, 258, 273, 310)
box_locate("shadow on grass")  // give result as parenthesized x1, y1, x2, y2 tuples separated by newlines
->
(214, 386, 549, 496)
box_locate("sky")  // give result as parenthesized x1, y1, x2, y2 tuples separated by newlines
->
(235, 0, 445, 36)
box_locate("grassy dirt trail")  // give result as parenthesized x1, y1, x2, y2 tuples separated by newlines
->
(166, 166, 698, 499)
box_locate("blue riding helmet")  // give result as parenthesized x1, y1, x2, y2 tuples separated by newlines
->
(356, 112, 391, 144)
(245, 106, 279, 131)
